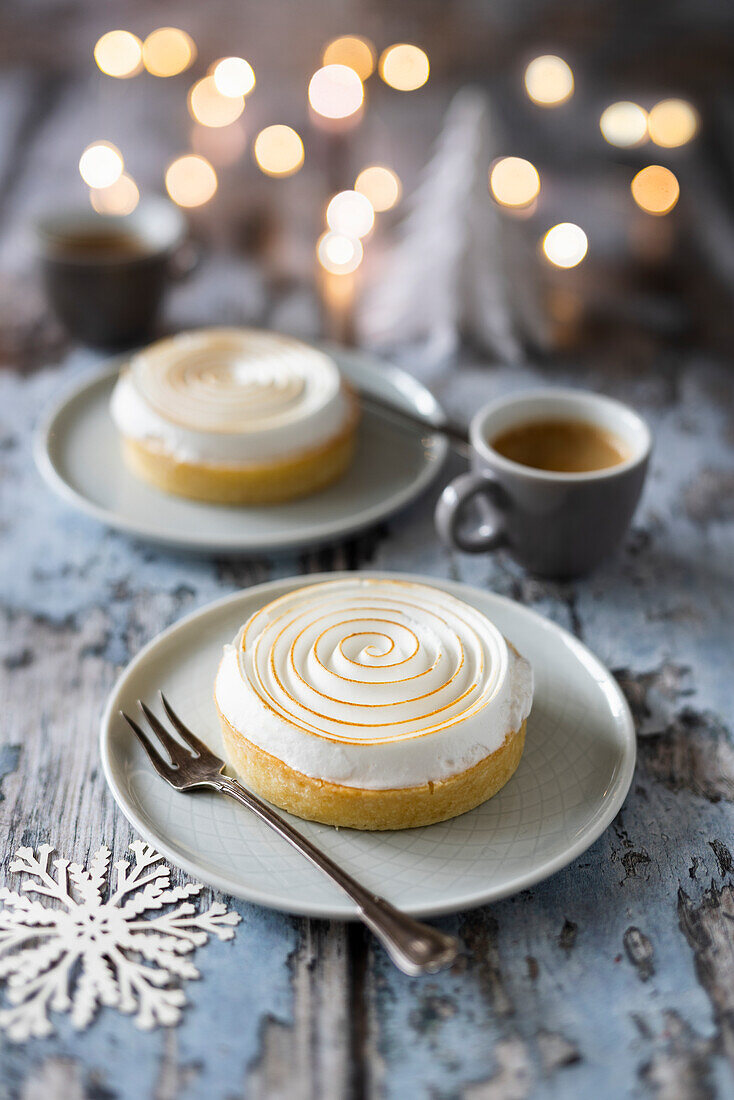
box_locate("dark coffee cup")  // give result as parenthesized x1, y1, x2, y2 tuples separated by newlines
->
(435, 388, 652, 578)
(36, 198, 196, 348)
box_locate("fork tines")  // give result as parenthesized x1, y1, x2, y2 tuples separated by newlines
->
(121, 694, 222, 788)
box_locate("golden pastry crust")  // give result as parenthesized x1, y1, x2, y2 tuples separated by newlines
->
(217, 706, 527, 830)
(120, 401, 358, 504)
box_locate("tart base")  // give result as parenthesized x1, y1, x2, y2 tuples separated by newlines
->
(217, 711, 527, 830)
(120, 418, 357, 505)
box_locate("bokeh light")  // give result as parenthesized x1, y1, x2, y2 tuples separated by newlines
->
(489, 157, 540, 208)
(191, 121, 248, 167)
(253, 125, 304, 177)
(322, 36, 375, 80)
(79, 142, 124, 189)
(89, 173, 139, 216)
(599, 101, 648, 148)
(317, 231, 363, 274)
(542, 222, 588, 267)
(308, 64, 364, 120)
(648, 99, 699, 148)
(212, 56, 256, 97)
(165, 154, 217, 207)
(326, 191, 374, 238)
(142, 28, 196, 77)
(379, 44, 429, 91)
(94, 31, 143, 78)
(188, 76, 244, 127)
(524, 55, 574, 107)
(355, 166, 401, 212)
(631, 165, 680, 215)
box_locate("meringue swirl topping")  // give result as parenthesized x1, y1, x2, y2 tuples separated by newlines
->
(110, 328, 353, 464)
(216, 578, 533, 788)
(130, 328, 338, 433)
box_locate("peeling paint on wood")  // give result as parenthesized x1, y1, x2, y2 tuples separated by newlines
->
(708, 840, 734, 878)
(678, 885, 734, 1068)
(536, 1031, 581, 1074)
(623, 927, 655, 981)
(558, 920, 578, 953)
(639, 1012, 715, 1100)
(0, 743, 21, 802)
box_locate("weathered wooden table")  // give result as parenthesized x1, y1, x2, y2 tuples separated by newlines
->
(2, 27, 734, 1098)
(4, 318, 734, 1099)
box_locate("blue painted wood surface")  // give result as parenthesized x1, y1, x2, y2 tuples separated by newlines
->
(2, 337, 734, 1099)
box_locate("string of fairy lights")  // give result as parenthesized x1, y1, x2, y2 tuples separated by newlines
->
(82, 30, 699, 278)
(82, 28, 415, 279)
(493, 54, 697, 266)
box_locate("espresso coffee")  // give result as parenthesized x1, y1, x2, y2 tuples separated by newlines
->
(47, 228, 150, 260)
(491, 418, 629, 473)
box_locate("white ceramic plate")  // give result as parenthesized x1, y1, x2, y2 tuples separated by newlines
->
(100, 571, 636, 919)
(35, 346, 447, 554)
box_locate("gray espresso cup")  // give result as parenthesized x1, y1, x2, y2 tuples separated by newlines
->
(36, 197, 195, 348)
(435, 388, 652, 578)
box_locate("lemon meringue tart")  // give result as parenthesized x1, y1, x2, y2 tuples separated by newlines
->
(215, 578, 533, 830)
(110, 328, 359, 504)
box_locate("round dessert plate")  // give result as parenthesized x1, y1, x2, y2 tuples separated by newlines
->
(34, 346, 448, 554)
(100, 571, 636, 919)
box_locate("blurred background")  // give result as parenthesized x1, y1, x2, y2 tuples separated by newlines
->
(1, 0, 733, 371)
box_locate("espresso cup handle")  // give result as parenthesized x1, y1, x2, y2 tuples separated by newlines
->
(435, 471, 508, 554)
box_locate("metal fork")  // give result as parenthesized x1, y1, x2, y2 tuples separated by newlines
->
(121, 695, 461, 976)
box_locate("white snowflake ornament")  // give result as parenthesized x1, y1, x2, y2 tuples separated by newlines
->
(0, 842, 240, 1041)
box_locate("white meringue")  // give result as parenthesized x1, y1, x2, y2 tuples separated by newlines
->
(110, 328, 352, 464)
(215, 578, 533, 789)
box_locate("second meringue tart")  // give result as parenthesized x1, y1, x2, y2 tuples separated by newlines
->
(110, 328, 359, 504)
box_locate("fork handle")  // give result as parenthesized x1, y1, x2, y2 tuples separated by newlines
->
(215, 775, 460, 976)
